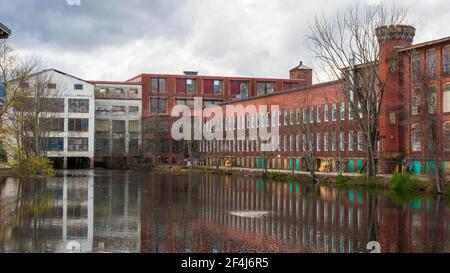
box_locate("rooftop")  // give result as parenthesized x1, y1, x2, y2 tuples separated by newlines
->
(398, 36, 450, 52)
(0, 22, 11, 39)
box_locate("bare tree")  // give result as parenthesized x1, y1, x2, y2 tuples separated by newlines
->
(307, 4, 409, 180)
(410, 54, 447, 193)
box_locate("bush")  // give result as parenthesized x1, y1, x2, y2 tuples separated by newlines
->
(267, 172, 280, 180)
(443, 185, 450, 197)
(336, 175, 348, 186)
(0, 147, 7, 162)
(17, 157, 56, 177)
(389, 173, 422, 193)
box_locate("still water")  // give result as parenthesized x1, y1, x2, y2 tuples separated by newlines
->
(0, 170, 449, 253)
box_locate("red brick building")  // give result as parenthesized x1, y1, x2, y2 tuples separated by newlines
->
(197, 25, 450, 175)
(126, 66, 312, 164)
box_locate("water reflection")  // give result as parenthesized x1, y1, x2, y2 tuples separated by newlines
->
(0, 171, 449, 253)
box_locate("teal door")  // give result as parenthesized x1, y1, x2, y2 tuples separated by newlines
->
(410, 160, 421, 175)
(296, 159, 301, 170)
(347, 160, 355, 173)
(256, 158, 260, 169)
(289, 158, 293, 170)
(426, 161, 436, 175)
(261, 158, 265, 169)
(357, 160, 364, 172)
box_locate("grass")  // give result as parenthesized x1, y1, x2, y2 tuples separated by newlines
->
(389, 173, 423, 193)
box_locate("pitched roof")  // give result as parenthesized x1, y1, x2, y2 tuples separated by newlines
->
(290, 61, 312, 71)
(0, 22, 11, 38)
(398, 36, 450, 52)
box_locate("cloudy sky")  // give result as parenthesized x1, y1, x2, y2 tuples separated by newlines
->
(1, 0, 448, 82)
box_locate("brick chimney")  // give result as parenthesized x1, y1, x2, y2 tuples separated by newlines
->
(289, 61, 313, 86)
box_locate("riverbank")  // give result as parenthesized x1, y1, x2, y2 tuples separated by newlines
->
(142, 164, 440, 194)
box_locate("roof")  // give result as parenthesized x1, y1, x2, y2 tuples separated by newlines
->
(220, 80, 342, 106)
(35, 69, 93, 85)
(398, 36, 450, 52)
(0, 22, 11, 39)
(290, 61, 312, 71)
(126, 73, 305, 83)
(88, 80, 142, 86)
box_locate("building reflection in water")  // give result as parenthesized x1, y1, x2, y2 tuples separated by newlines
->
(0, 171, 449, 253)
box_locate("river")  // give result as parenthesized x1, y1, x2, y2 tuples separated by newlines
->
(0, 170, 449, 253)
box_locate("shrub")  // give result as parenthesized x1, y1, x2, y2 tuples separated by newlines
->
(267, 172, 280, 180)
(17, 157, 56, 177)
(336, 175, 348, 186)
(389, 173, 422, 193)
(443, 184, 450, 197)
(0, 147, 7, 162)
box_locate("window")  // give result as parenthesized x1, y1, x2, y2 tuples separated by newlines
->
(284, 111, 288, 126)
(46, 138, 64, 151)
(411, 88, 421, 115)
(331, 132, 336, 151)
(411, 124, 421, 152)
(290, 110, 294, 125)
(95, 120, 110, 132)
(151, 78, 166, 93)
(302, 134, 307, 152)
(257, 82, 275, 95)
(290, 135, 294, 151)
(112, 105, 126, 112)
(389, 113, 396, 125)
(348, 132, 354, 151)
(332, 104, 337, 121)
(240, 82, 249, 99)
(159, 140, 170, 152)
(68, 118, 89, 132)
(316, 133, 321, 151)
(310, 106, 314, 123)
(96, 105, 110, 112)
(68, 138, 88, 151)
(129, 106, 139, 112)
(69, 99, 89, 113)
(296, 109, 301, 124)
(296, 135, 300, 151)
(444, 46, 450, 75)
(426, 49, 436, 78)
(172, 141, 184, 153)
(41, 118, 64, 132)
(112, 138, 126, 154)
(324, 133, 329, 152)
(444, 122, 450, 151)
(412, 51, 420, 81)
(47, 83, 57, 89)
(186, 79, 196, 93)
(340, 102, 345, 121)
(324, 105, 329, 122)
(151, 98, 167, 114)
(213, 80, 223, 95)
(444, 83, 450, 113)
(74, 84, 84, 90)
(303, 108, 307, 124)
(129, 120, 139, 133)
(112, 120, 126, 133)
(357, 131, 364, 151)
(427, 86, 437, 114)
(317, 106, 321, 123)
(340, 133, 345, 151)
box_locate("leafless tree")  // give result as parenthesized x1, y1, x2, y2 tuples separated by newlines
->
(307, 4, 409, 180)
(409, 54, 447, 193)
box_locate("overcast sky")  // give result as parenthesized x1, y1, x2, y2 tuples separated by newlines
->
(1, 0, 448, 82)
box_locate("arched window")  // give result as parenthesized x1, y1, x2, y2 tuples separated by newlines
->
(411, 123, 422, 152)
(443, 45, 450, 75)
(443, 83, 450, 113)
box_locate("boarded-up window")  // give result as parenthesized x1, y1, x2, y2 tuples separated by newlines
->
(128, 120, 139, 133)
(203, 79, 213, 94)
(176, 78, 186, 94)
(96, 120, 110, 132)
(69, 99, 89, 113)
(68, 138, 88, 151)
(443, 84, 450, 113)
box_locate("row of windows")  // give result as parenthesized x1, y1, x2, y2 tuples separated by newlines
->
(412, 83, 450, 114)
(44, 137, 89, 152)
(95, 120, 140, 133)
(95, 105, 139, 113)
(95, 138, 140, 153)
(412, 122, 450, 152)
(199, 131, 365, 153)
(151, 77, 301, 96)
(204, 103, 355, 132)
(36, 118, 89, 132)
(22, 83, 84, 90)
(412, 45, 450, 80)
(95, 87, 139, 96)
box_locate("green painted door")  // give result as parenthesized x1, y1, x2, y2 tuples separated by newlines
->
(296, 159, 301, 170)
(357, 160, 364, 172)
(426, 161, 436, 175)
(256, 158, 260, 169)
(289, 158, 293, 170)
(347, 160, 355, 173)
(261, 158, 265, 169)
(410, 160, 421, 175)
